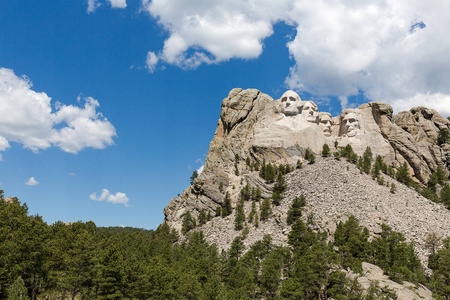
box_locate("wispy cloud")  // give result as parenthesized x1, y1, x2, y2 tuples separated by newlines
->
(25, 177, 39, 186)
(90, 189, 130, 206)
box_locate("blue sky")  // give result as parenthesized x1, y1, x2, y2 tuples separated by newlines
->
(1, 0, 449, 229)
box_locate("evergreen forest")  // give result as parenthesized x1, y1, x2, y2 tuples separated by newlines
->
(1, 189, 450, 300)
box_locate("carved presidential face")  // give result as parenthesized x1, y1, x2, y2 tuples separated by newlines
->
(280, 90, 302, 116)
(343, 112, 360, 137)
(302, 101, 319, 123)
(319, 112, 333, 136)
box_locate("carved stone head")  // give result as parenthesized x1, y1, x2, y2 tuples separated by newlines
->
(280, 90, 302, 116)
(319, 112, 333, 136)
(302, 101, 319, 123)
(343, 112, 360, 137)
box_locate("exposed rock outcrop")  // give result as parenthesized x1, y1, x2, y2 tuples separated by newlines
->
(164, 88, 449, 233)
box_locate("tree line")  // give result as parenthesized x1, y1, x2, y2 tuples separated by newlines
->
(2, 189, 450, 299)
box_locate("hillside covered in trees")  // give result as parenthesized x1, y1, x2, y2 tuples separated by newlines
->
(1, 188, 450, 299)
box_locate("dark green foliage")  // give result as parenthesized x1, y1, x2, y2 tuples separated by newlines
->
(362, 146, 373, 174)
(245, 156, 251, 167)
(390, 182, 397, 193)
(297, 159, 303, 169)
(428, 166, 447, 190)
(215, 206, 221, 216)
(265, 163, 275, 182)
(340, 144, 358, 164)
(182, 210, 196, 234)
(429, 237, 450, 299)
(272, 191, 282, 206)
(7, 276, 29, 300)
(438, 128, 449, 145)
(322, 143, 331, 157)
(260, 198, 272, 222)
(285, 164, 291, 173)
(222, 192, 233, 217)
(441, 184, 450, 208)
(341, 144, 355, 160)
(234, 161, 239, 176)
(254, 188, 262, 202)
(327, 271, 364, 300)
(420, 187, 440, 202)
(305, 148, 316, 164)
(259, 160, 276, 183)
(396, 162, 412, 186)
(240, 184, 251, 201)
(334, 216, 369, 272)
(248, 201, 256, 223)
(218, 181, 224, 192)
(1, 189, 447, 299)
(288, 219, 316, 253)
(234, 202, 245, 231)
(272, 173, 287, 206)
(372, 155, 384, 178)
(190, 170, 198, 185)
(198, 209, 208, 225)
(287, 195, 306, 225)
(370, 224, 425, 284)
(334, 151, 341, 160)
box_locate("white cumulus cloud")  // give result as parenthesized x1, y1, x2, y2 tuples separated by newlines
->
(107, 0, 127, 9)
(0, 68, 116, 155)
(143, 0, 450, 116)
(90, 189, 130, 206)
(25, 177, 39, 186)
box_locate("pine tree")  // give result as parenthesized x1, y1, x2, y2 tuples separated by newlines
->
(198, 209, 207, 225)
(322, 144, 331, 157)
(260, 198, 272, 222)
(272, 173, 287, 206)
(265, 163, 275, 182)
(362, 146, 373, 174)
(182, 211, 197, 234)
(441, 184, 450, 208)
(234, 203, 245, 231)
(396, 162, 411, 186)
(254, 188, 262, 202)
(438, 128, 450, 145)
(287, 195, 306, 225)
(305, 148, 316, 164)
(190, 170, 199, 185)
(248, 201, 256, 223)
(222, 192, 232, 217)
(215, 206, 222, 217)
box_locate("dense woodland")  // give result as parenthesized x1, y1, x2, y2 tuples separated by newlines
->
(2, 135, 450, 300)
(1, 188, 450, 299)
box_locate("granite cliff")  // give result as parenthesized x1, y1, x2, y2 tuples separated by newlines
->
(164, 88, 450, 233)
(162, 88, 450, 299)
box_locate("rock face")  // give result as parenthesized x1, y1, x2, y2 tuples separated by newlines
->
(164, 88, 449, 233)
(350, 262, 432, 299)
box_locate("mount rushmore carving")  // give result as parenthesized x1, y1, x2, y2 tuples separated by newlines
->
(164, 88, 450, 231)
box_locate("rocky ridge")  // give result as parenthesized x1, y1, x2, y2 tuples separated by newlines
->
(162, 88, 449, 300)
(190, 157, 450, 266)
(164, 88, 450, 234)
